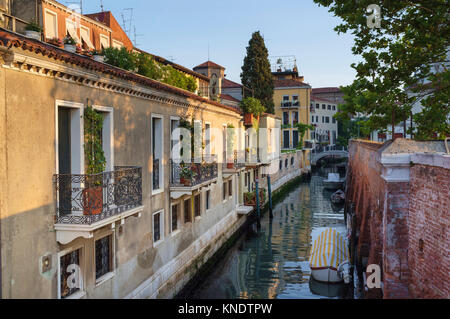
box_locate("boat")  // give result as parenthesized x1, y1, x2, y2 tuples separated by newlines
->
(309, 228, 350, 283)
(309, 277, 347, 298)
(323, 173, 344, 190)
(331, 189, 345, 204)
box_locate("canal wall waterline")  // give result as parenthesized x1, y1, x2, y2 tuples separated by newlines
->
(175, 172, 310, 299)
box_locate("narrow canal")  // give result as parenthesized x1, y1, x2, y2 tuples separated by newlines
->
(187, 164, 350, 299)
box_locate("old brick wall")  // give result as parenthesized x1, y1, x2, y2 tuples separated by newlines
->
(346, 140, 385, 298)
(408, 163, 450, 298)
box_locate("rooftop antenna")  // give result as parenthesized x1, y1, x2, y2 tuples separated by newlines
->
(121, 8, 134, 37)
(133, 25, 143, 47)
(100, 0, 104, 12)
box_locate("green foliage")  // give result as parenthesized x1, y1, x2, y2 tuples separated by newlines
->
(294, 123, 314, 149)
(25, 20, 42, 32)
(240, 97, 266, 116)
(84, 105, 106, 176)
(314, 0, 450, 139)
(63, 35, 76, 45)
(103, 48, 197, 93)
(241, 31, 275, 114)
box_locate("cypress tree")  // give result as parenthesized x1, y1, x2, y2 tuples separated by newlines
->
(241, 31, 274, 114)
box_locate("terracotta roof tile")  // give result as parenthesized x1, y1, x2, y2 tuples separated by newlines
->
(274, 79, 310, 88)
(222, 78, 242, 88)
(310, 95, 336, 104)
(193, 60, 225, 70)
(312, 87, 341, 94)
(0, 28, 239, 114)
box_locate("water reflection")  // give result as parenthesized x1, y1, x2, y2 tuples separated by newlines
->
(189, 167, 348, 299)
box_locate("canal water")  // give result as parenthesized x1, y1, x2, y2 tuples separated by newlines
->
(188, 165, 350, 299)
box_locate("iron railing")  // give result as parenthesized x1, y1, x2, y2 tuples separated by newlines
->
(54, 166, 142, 225)
(223, 150, 246, 170)
(170, 160, 218, 187)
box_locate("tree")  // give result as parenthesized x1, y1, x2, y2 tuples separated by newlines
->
(241, 31, 275, 114)
(314, 0, 449, 139)
(294, 123, 314, 149)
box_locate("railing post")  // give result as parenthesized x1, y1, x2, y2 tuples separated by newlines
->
(267, 175, 273, 219)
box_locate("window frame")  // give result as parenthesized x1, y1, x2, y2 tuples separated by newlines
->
(184, 198, 192, 223)
(94, 231, 115, 286)
(57, 244, 86, 299)
(170, 203, 180, 235)
(152, 209, 165, 246)
(151, 114, 164, 195)
(44, 8, 58, 40)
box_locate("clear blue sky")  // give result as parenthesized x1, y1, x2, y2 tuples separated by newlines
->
(78, 0, 357, 88)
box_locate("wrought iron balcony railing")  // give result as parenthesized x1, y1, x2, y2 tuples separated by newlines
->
(170, 160, 218, 187)
(223, 150, 246, 170)
(54, 166, 142, 225)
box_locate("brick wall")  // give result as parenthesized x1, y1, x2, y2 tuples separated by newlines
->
(408, 163, 450, 298)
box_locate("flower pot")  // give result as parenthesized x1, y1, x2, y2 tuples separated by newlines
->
(227, 162, 234, 169)
(93, 55, 105, 63)
(25, 30, 41, 40)
(82, 186, 103, 215)
(180, 177, 191, 186)
(244, 113, 253, 126)
(64, 44, 76, 53)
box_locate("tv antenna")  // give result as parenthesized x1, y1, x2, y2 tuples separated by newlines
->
(99, 0, 104, 12)
(121, 8, 134, 37)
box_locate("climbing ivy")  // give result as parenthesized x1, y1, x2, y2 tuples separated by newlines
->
(84, 104, 106, 175)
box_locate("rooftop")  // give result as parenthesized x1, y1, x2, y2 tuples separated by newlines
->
(0, 28, 239, 114)
(311, 94, 336, 104)
(312, 87, 341, 94)
(222, 78, 242, 88)
(274, 79, 311, 89)
(193, 61, 225, 70)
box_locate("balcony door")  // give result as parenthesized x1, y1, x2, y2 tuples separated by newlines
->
(58, 108, 72, 215)
(292, 130, 299, 149)
(283, 130, 290, 149)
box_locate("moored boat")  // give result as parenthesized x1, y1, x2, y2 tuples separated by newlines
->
(331, 189, 345, 204)
(309, 228, 350, 283)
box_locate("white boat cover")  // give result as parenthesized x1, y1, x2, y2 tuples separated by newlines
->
(325, 173, 340, 182)
(309, 228, 349, 269)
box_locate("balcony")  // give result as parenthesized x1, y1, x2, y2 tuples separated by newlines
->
(170, 159, 218, 199)
(223, 150, 246, 175)
(53, 166, 143, 244)
(281, 101, 299, 108)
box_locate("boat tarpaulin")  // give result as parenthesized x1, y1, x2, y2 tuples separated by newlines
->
(309, 228, 349, 269)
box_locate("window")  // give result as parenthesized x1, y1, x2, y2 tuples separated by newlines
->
(283, 112, 289, 125)
(205, 190, 211, 210)
(316, 103, 319, 109)
(80, 26, 94, 50)
(171, 204, 179, 233)
(228, 179, 232, 197)
(322, 104, 326, 109)
(65, 19, 80, 44)
(291, 157, 294, 166)
(328, 105, 331, 110)
(283, 130, 290, 148)
(59, 248, 83, 299)
(153, 210, 164, 244)
(332, 105, 336, 111)
(283, 95, 289, 101)
(112, 39, 123, 48)
(316, 116, 319, 122)
(322, 116, 324, 123)
(332, 118, 336, 124)
(326, 117, 330, 123)
(311, 116, 314, 123)
(194, 194, 201, 217)
(292, 130, 299, 148)
(279, 160, 282, 170)
(292, 111, 298, 125)
(205, 123, 211, 159)
(95, 235, 113, 280)
(171, 118, 180, 160)
(285, 158, 288, 167)
(184, 198, 191, 223)
(152, 116, 163, 193)
(100, 34, 109, 49)
(292, 95, 299, 106)
(44, 9, 58, 39)
(223, 182, 227, 201)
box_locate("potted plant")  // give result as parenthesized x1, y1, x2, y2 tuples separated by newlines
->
(63, 35, 77, 53)
(179, 165, 197, 186)
(83, 104, 106, 215)
(240, 97, 266, 126)
(46, 37, 63, 47)
(25, 20, 42, 40)
(91, 49, 105, 63)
